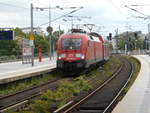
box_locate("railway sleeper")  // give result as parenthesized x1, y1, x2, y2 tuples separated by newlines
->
(79, 106, 106, 110)
(77, 109, 104, 113)
(0, 100, 28, 113)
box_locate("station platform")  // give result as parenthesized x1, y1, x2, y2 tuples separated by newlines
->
(0, 57, 56, 84)
(112, 55, 150, 113)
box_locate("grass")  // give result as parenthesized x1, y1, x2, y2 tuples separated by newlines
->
(90, 56, 122, 78)
(0, 70, 62, 96)
(123, 56, 141, 93)
(116, 56, 141, 102)
(103, 56, 122, 76)
(6, 76, 93, 113)
(5, 56, 124, 113)
(0, 56, 121, 96)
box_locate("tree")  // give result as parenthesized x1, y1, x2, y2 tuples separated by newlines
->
(51, 30, 64, 54)
(34, 34, 49, 55)
(0, 28, 64, 58)
(14, 27, 26, 38)
(0, 28, 25, 56)
(115, 31, 145, 51)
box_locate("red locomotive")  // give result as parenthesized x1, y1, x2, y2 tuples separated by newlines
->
(56, 29, 110, 71)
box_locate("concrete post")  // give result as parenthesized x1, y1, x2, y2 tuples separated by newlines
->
(31, 3, 34, 66)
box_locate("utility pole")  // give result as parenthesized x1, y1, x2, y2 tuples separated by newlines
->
(125, 17, 130, 54)
(145, 37, 148, 53)
(36, 6, 83, 59)
(135, 40, 137, 50)
(125, 5, 150, 55)
(148, 24, 150, 55)
(58, 25, 61, 37)
(115, 28, 118, 53)
(30, 3, 34, 66)
(49, 5, 52, 60)
(126, 31, 129, 53)
(125, 44, 127, 55)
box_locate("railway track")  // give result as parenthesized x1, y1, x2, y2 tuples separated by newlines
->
(0, 77, 75, 113)
(53, 56, 133, 113)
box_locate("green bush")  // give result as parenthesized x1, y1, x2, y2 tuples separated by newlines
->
(0, 73, 57, 96)
(32, 100, 50, 113)
(29, 76, 92, 113)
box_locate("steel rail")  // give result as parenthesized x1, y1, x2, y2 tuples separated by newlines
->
(102, 58, 133, 113)
(53, 60, 124, 113)
(0, 77, 64, 113)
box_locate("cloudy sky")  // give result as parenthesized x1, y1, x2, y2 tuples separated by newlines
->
(1, 0, 150, 36)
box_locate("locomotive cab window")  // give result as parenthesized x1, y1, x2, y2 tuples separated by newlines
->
(62, 38, 82, 50)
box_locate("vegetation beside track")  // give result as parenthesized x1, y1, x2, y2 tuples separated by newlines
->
(123, 56, 141, 93)
(0, 70, 61, 96)
(6, 76, 92, 113)
(0, 56, 121, 96)
(5, 55, 141, 113)
(90, 56, 122, 78)
(31, 76, 92, 113)
(10, 56, 139, 113)
(112, 56, 141, 106)
(6, 56, 123, 113)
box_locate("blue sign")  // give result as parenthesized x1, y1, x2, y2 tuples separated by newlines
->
(0, 30, 14, 40)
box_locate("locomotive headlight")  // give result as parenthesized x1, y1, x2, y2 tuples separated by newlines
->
(58, 54, 66, 59)
(76, 53, 85, 59)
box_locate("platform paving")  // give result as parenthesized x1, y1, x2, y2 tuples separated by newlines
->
(112, 55, 150, 113)
(0, 57, 56, 84)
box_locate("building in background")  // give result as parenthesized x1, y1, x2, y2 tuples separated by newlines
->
(21, 27, 44, 35)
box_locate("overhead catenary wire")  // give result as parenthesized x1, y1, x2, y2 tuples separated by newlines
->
(38, 8, 83, 27)
(125, 5, 148, 17)
(128, 4, 150, 6)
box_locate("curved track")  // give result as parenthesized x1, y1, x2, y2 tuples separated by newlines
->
(54, 56, 133, 113)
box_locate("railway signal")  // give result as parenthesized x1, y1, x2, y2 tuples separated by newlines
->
(107, 33, 112, 40)
(109, 33, 112, 40)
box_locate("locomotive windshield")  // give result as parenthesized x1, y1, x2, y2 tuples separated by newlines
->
(62, 38, 82, 50)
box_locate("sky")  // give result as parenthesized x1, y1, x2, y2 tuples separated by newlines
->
(1, 0, 150, 36)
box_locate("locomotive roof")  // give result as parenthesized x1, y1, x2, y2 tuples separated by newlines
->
(88, 35, 101, 42)
(60, 32, 103, 43)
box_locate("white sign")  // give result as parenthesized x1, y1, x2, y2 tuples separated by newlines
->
(23, 48, 32, 56)
(30, 40, 34, 46)
(22, 39, 32, 56)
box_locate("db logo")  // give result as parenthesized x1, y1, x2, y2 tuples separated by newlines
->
(68, 54, 73, 57)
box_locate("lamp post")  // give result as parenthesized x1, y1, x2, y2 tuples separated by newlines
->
(115, 28, 118, 53)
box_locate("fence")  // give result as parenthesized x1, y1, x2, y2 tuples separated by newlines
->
(111, 49, 148, 55)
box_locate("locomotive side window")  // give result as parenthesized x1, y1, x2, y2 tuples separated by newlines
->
(90, 36, 94, 40)
(62, 38, 82, 50)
